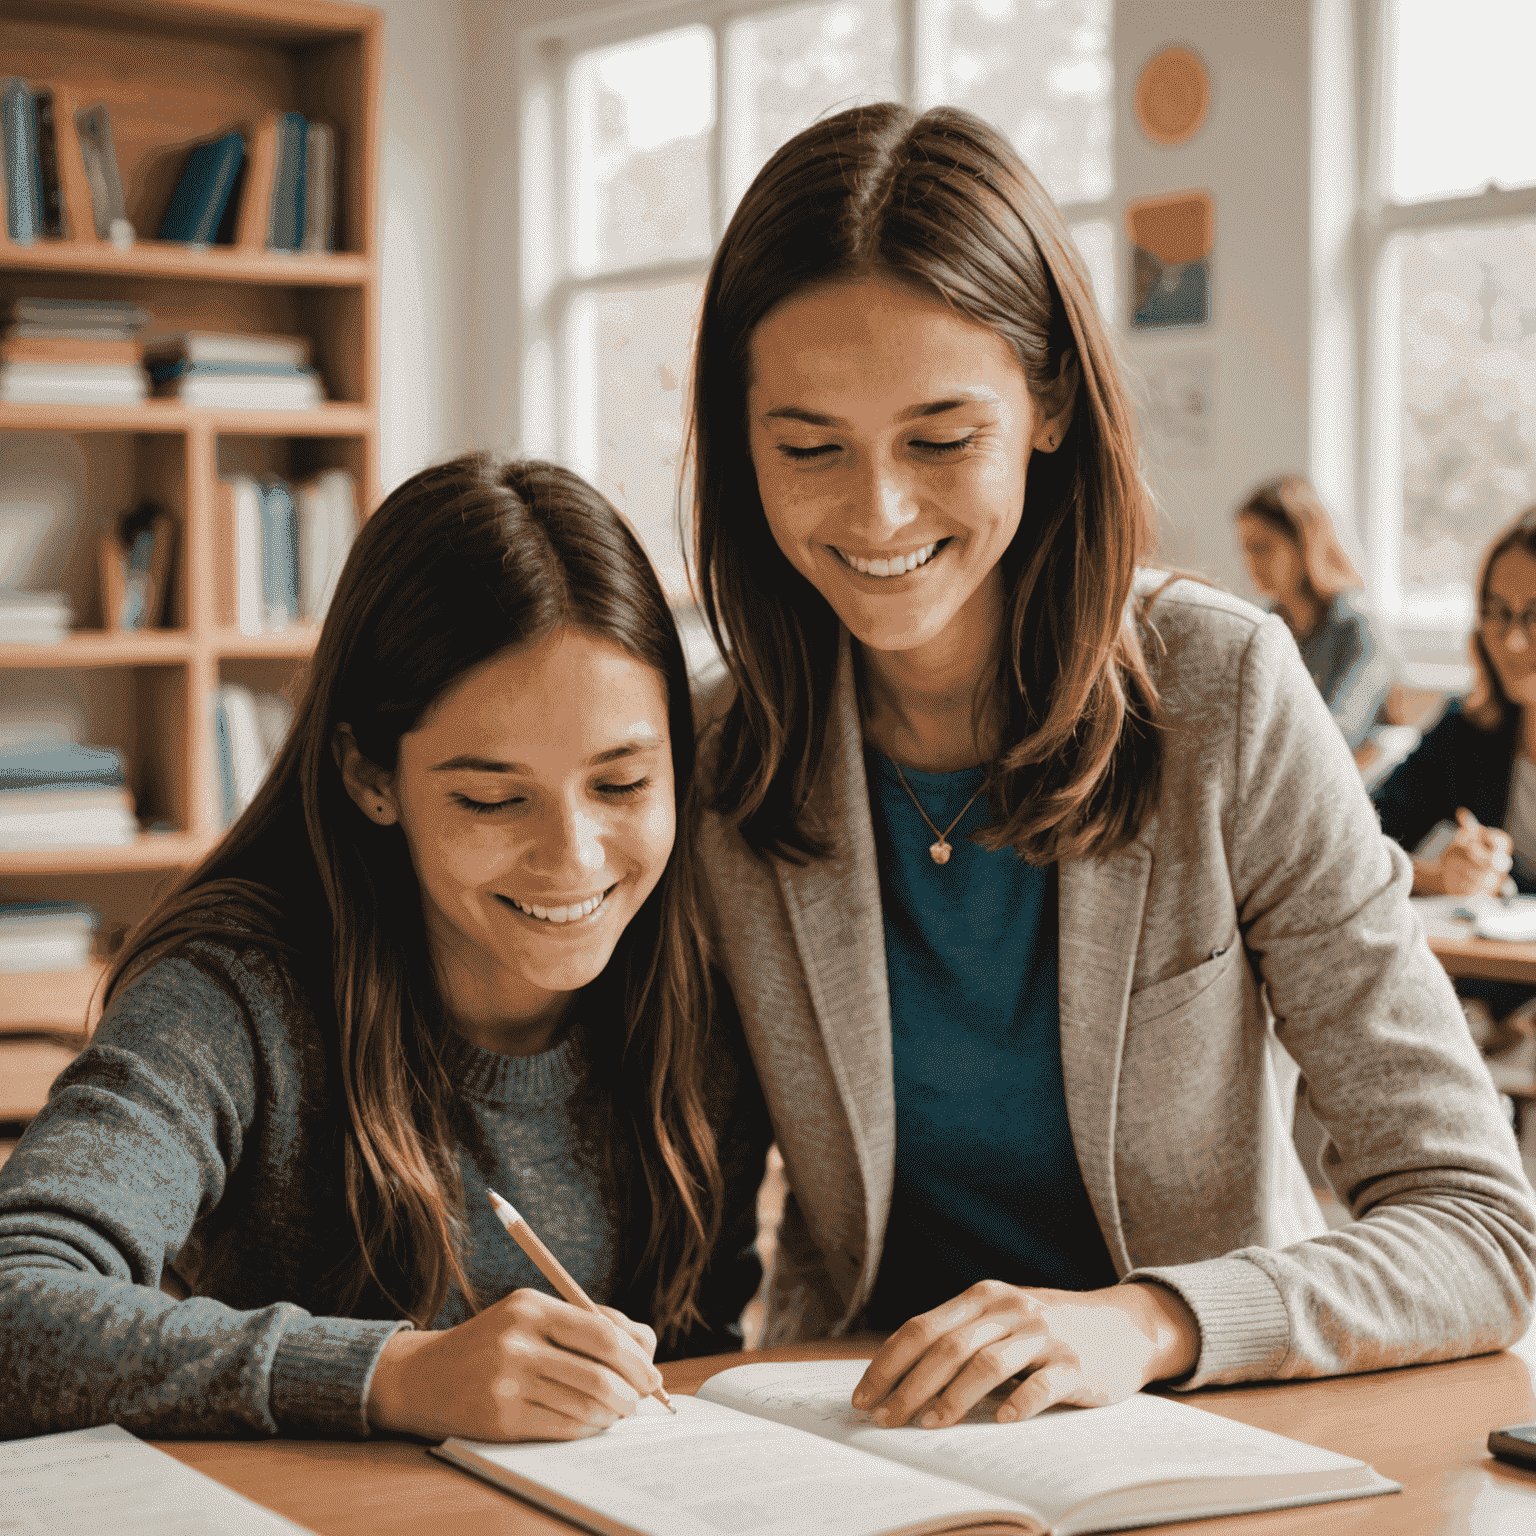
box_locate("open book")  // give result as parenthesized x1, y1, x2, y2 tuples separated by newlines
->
(430, 1358, 1398, 1536)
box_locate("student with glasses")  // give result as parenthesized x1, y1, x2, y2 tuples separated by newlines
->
(1374, 505, 1536, 1022)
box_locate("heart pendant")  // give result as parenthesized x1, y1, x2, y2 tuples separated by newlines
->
(929, 839, 952, 865)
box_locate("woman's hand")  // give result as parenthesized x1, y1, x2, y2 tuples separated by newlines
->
(366, 1289, 662, 1442)
(1416, 808, 1514, 897)
(851, 1280, 1199, 1429)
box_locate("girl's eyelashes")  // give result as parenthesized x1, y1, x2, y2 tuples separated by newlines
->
(600, 776, 651, 798)
(779, 443, 836, 461)
(453, 792, 524, 815)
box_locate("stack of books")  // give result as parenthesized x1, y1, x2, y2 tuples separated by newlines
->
(220, 468, 357, 632)
(147, 331, 323, 411)
(0, 590, 72, 645)
(0, 902, 98, 974)
(213, 686, 293, 825)
(0, 738, 137, 850)
(0, 298, 151, 406)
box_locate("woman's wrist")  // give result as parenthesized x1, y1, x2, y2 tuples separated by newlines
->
(1120, 1281, 1200, 1384)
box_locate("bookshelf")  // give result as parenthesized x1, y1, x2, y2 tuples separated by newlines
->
(0, 0, 382, 1137)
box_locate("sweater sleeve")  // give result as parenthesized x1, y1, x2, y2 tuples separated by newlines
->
(1129, 618, 1536, 1386)
(0, 951, 409, 1440)
(1318, 609, 1393, 751)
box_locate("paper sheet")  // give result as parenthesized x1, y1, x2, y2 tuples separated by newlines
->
(0, 1423, 316, 1536)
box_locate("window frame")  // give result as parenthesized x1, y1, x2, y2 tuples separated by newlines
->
(516, 0, 1116, 598)
(1359, 0, 1536, 683)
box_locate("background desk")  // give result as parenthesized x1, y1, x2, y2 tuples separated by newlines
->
(1413, 895, 1536, 986)
(153, 1332, 1536, 1535)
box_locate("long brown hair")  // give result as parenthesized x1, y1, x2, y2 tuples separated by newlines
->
(104, 455, 722, 1339)
(690, 102, 1161, 864)
(1465, 502, 1536, 731)
(1237, 474, 1361, 603)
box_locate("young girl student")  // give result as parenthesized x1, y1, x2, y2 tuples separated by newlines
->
(689, 103, 1536, 1432)
(1234, 473, 1395, 763)
(0, 455, 769, 1443)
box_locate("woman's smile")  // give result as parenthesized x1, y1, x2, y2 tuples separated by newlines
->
(501, 883, 618, 926)
(831, 538, 949, 579)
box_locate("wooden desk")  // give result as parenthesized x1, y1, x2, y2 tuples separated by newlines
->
(1428, 932, 1536, 986)
(1413, 896, 1536, 985)
(153, 1333, 1536, 1535)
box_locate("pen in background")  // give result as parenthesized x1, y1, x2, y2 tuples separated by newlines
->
(486, 1188, 677, 1415)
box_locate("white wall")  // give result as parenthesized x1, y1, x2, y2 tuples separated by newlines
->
(374, 0, 475, 493)
(1116, 0, 1315, 598)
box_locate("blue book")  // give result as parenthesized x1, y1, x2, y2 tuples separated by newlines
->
(212, 696, 235, 826)
(0, 742, 125, 792)
(148, 359, 316, 384)
(1, 78, 42, 244)
(259, 479, 299, 628)
(267, 113, 308, 251)
(159, 131, 246, 246)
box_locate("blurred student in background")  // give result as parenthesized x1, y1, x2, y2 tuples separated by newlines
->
(1236, 475, 1395, 766)
(1373, 506, 1536, 1025)
(1374, 506, 1536, 900)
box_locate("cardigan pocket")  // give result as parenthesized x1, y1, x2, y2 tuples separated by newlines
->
(1126, 936, 1243, 1027)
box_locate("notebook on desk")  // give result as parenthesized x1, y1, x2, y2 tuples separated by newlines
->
(431, 1358, 1398, 1536)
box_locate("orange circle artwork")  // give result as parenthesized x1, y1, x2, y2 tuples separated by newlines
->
(1136, 46, 1210, 146)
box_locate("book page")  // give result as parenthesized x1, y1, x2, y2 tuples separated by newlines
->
(698, 1361, 1382, 1530)
(0, 1422, 315, 1535)
(438, 1392, 1040, 1536)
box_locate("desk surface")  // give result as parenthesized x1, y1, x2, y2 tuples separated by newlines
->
(1414, 895, 1536, 984)
(153, 1332, 1536, 1536)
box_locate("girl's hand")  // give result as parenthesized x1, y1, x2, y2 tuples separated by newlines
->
(851, 1281, 1199, 1429)
(366, 1289, 662, 1441)
(1424, 809, 1514, 897)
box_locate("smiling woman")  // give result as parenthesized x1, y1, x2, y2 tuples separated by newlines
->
(0, 455, 771, 1446)
(690, 101, 1536, 1437)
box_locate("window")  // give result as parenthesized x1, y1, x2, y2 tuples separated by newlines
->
(1364, 0, 1536, 667)
(519, 0, 1114, 598)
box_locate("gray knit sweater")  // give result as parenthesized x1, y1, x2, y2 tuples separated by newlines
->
(0, 939, 769, 1440)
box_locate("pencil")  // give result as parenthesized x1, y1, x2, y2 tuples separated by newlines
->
(485, 1187, 677, 1415)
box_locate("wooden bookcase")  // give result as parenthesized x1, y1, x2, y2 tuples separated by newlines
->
(0, 0, 382, 1143)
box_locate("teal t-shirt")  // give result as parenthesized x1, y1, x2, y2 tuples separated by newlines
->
(864, 750, 1117, 1328)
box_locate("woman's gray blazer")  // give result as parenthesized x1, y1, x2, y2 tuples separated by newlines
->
(696, 575, 1536, 1388)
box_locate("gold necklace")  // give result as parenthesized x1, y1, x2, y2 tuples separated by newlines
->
(892, 762, 987, 865)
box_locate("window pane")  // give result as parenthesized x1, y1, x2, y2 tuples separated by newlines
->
(1390, 0, 1536, 202)
(569, 26, 715, 274)
(1398, 222, 1536, 618)
(918, 0, 1111, 205)
(723, 0, 901, 214)
(568, 278, 705, 597)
